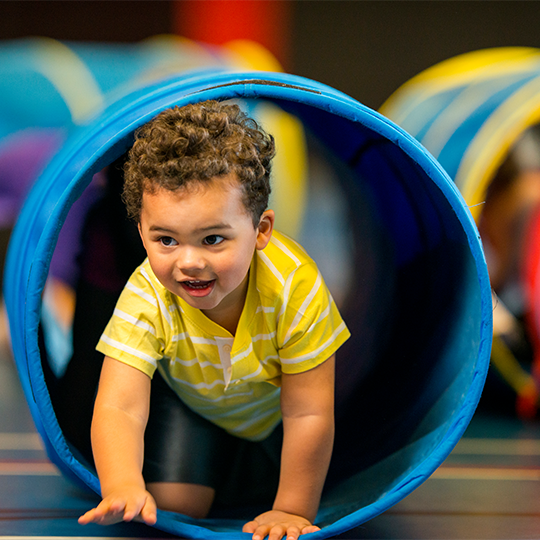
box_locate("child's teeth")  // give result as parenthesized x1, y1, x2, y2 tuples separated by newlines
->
(188, 280, 208, 288)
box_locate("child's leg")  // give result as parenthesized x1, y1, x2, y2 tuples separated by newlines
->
(143, 372, 231, 519)
(146, 482, 214, 519)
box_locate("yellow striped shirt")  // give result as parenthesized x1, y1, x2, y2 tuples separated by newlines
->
(96, 230, 350, 441)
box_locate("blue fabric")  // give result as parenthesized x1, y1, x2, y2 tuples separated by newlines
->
(3, 70, 492, 539)
(434, 75, 539, 180)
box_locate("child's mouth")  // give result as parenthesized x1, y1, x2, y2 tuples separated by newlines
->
(180, 279, 215, 297)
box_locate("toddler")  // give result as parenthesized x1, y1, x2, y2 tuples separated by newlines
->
(78, 100, 350, 540)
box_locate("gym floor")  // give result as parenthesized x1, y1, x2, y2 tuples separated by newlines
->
(1, 335, 540, 540)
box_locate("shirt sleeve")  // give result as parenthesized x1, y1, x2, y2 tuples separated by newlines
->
(276, 262, 350, 374)
(96, 265, 166, 378)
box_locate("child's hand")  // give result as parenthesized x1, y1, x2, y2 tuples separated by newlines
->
(78, 487, 157, 526)
(243, 510, 320, 540)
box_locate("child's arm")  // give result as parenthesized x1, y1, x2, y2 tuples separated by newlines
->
(78, 356, 157, 526)
(243, 355, 335, 540)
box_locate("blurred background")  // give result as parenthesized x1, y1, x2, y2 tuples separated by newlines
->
(1, 0, 540, 110)
(2, 2, 540, 537)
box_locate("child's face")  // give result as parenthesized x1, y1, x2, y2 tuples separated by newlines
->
(138, 173, 274, 327)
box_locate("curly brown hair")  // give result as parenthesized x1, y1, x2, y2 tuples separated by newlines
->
(123, 100, 275, 226)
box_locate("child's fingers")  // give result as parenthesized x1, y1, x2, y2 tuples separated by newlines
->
(248, 523, 271, 540)
(140, 497, 158, 525)
(252, 523, 286, 540)
(79, 508, 124, 526)
(242, 520, 259, 534)
(270, 524, 296, 540)
(79, 491, 156, 527)
(98, 498, 126, 520)
(78, 509, 97, 525)
(124, 495, 156, 524)
(122, 499, 142, 522)
(138, 507, 157, 525)
(79, 506, 111, 525)
(242, 520, 320, 540)
(259, 524, 283, 540)
(300, 525, 320, 535)
(286, 524, 320, 540)
(283, 525, 301, 540)
(79, 498, 127, 526)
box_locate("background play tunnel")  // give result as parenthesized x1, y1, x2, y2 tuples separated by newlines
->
(0, 35, 282, 138)
(379, 48, 540, 416)
(3, 70, 492, 538)
(379, 47, 540, 223)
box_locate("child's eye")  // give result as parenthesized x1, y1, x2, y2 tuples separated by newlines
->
(159, 236, 178, 247)
(203, 235, 224, 246)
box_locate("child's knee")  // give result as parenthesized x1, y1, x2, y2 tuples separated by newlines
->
(146, 482, 214, 519)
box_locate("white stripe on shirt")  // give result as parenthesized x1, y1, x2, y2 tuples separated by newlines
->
(231, 342, 253, 363)
(125, 281, 158, 307)
(113, 308, 156, 336)
(307, 304, 331, 334)
(240, 362, 264, 381)
(170, 376, 226, 390)
(278, 269, 297, 319)
(271, 235, 302, 266)
(171, 356, 218, 369)
(208, 390, 278, 417)
(100, 334, 158, 367)
(140, 266, 172, 326)
(283, 271, 323, 344)
(258, 251, 285, 286)
(231, 405, 279, 434)
(281, 321, 347, 365)
(252, 331, 276, 341)
(192, 389, 255, 405)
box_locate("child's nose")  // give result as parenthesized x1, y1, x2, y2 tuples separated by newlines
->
(176, 246, 206, 273)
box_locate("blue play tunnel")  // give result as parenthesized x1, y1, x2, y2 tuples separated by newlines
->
(380, 47, 540, 222)
(379, 47, 540, 413)
(0, 35, 281, 139)
(3, 70, 492, 539)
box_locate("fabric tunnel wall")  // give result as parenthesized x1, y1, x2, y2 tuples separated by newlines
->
(3, 70, 492, 539)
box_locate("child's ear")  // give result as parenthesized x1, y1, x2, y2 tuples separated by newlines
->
(256, 209, 275, 250)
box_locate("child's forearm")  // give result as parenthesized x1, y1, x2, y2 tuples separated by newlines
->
(272, 413, 334, 522)
(272, 356, 336, 524)
(92, 403, 148, 496)
(79, 358, 156, 526)
(90, 357, 151, 498)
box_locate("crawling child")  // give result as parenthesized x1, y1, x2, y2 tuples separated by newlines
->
(78, 100, 350, 540)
